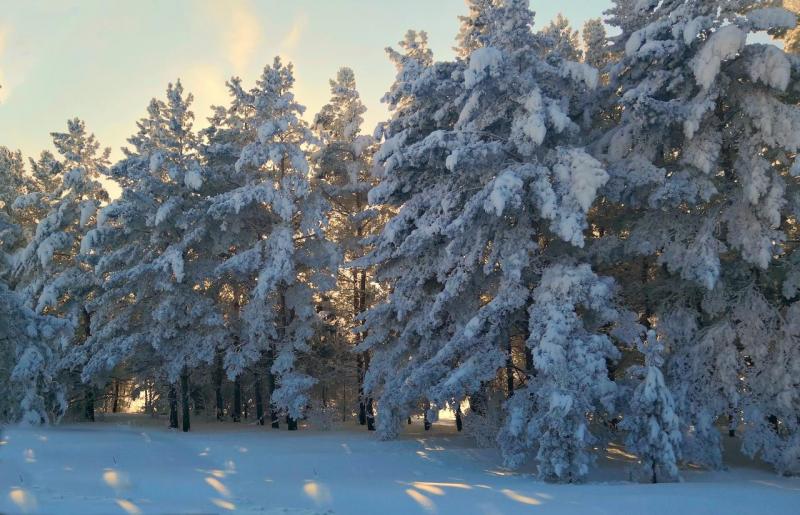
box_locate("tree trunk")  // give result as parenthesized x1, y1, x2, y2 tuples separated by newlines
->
(266, 348, 279, 429)
(506, 338, 514, 399)
(469, 384, 487, 417)
(214, 351, 224, 421)
(423, 400, 432, 431)
(233, 377, 242, 422)
(181, 368, 190, 432)
(363, 351, 375, 431)
(366, 397, 375, 431)
(255, 373, 264, 425)
(81, 308, 95, 422)
(455, 404, 463, 432)
(112, 379, 120, 413)
(357, 353, 366, 426)
(168, 384, 178, 429)
(85, 387, 95, 422)
(287, 414, 298, 431)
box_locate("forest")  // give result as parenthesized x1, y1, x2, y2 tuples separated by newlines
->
(2, 0, 800, 488)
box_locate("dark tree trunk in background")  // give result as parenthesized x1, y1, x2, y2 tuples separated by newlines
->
(424, 400, 432, 431)
(168, 384, 178, 429)
(267, 348, 279, 429)
(254, 373, 264, 425)
(407, 416, 412, 425)
(357, 352, 366, 426)
(366, 398, 375, 431)
(81, 308, 95, 422)
(85, 387, 95, 422)
(112, 379, 120, 413)
(287, 415, 298, 431)
(214, 351, 224, 421)
(181, 368, 190, 432)
(233, 377, 242, 422)
(506, 338, 514, 398)
(469, 384, 488, 417)
(455, 405, 463, 432)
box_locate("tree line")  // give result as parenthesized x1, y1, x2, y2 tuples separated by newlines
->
(2, 0, 800, 483)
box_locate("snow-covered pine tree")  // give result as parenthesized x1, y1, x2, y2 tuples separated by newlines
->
(620, 330, 682, 483)
(594, 0, 800, 473)
(581, 18, 611, 72)
(537, 13, 582, 61)
(13, 119, 109, 318)
(500, 264, 620, 481)
(359, 3, 621, 479)
(9, 119, 110, 421)
(313, 67, 388, 429)
(204, 57, 338, 428)
(79, 82, 226, 431)
(455, 0, 495, 58)
(1, 146, 71, 424)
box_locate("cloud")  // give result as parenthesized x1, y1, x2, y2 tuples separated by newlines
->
(279, 12, 308, 58)
(203, 0, 262, 74)
(0, 25, 8, 102)
(181, 63, 231, 123)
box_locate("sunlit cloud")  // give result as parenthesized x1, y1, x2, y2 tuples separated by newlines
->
(278, 12, 309, 61)
(0, 25, 9, 102)
(202, 0, 262, 74)
(181, 63, 230, 123)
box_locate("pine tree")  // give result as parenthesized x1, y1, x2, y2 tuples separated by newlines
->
(500, 265, 620, 482)
(581, 18, 611, 71)
(10, 119, 110, 421)
(538, 13, 582, 61)
(204, 57, 338, 426)
(595, 0, 800, 473)
(313, 67, 387, 429)
(621, 331, 682, 483)
(360, 2, 616, 474)
(79, 82, 226, 431)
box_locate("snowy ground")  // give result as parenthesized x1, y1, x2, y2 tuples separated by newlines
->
(1, 415, 798, 514)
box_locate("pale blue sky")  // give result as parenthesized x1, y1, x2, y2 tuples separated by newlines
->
(0, 0, 611, 160)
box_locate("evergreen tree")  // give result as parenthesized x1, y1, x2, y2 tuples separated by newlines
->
(313, 67, 387, 428)
(620, 330, 682, 483)
(204, 57, 338, 425)
(594, 0, 800, 473)
(79, 83, 226, 431)
(582, 18, 611, 71)
(538, 13, 582, 61)
(360, 3, 617, 480)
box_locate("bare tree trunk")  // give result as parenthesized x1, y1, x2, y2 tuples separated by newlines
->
(233, 377, 242, 422)
(112, 379, 120, 413)
(181, 368, 190, 432)
(423, 400, 432, 431)
(168, 384, 178, 429)
(81, 307, 95, 422)
(364, 350, 375, 431)
(255, 373, 264, 425)
(214, 351, 224, 421)
(266, 348, 279, 429)
(455, 404, 463, 432)
(506, 338, 514, 399)
(85, 387, 95, 422)
(353, 269, 367, 426)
